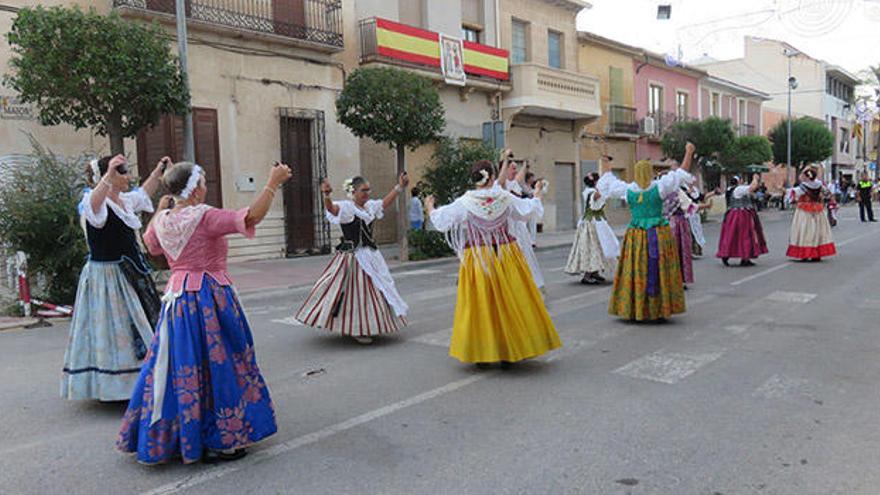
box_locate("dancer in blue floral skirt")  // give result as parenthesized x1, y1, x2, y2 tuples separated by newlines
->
(117, 161, 291, 464)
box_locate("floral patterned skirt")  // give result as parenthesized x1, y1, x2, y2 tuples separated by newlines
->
(116, 275, 277, 464)
(609, 225, 686, 321)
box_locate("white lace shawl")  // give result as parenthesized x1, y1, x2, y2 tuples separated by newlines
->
(152, 204, 212, 261)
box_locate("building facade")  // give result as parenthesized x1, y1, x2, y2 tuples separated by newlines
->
(499, 0, 600, 232)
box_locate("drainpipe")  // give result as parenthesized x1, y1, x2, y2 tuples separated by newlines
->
(494, 0, 501, 47)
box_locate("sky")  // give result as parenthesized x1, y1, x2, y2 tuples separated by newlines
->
(576, 0, 880, 76)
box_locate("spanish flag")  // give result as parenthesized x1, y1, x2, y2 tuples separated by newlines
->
(374, 18, 509, 81)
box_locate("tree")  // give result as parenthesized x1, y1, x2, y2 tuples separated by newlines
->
(721, 135, 773, 174)
(419, 137, 498, 205)
(0, 138, 89, 304)
(4, 6, 190, 155)
(336, 67, 445, 260)
(662, 117, 735, 186)
(768, 117, 834, 173)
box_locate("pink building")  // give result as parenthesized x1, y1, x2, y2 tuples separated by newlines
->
(633, 53, 706, 165)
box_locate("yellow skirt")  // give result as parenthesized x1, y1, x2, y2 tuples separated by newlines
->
(449, 243, 562, 363)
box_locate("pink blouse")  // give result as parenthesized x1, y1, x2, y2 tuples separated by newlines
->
(144, 207, 255, 293)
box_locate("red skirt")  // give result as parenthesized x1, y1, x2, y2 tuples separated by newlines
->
(716, 209, 768, 260)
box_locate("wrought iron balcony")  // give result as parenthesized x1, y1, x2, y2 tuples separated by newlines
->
(607, 104, 638, 135)
(114, 0, 343, 50)
(738, 123, 756, 137)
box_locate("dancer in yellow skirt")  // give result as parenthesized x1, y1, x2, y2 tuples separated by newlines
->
(597, 143, 696, 321)
(426, 160, 561, 366)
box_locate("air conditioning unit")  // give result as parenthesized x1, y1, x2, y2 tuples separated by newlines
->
(640, 116, 656, 135)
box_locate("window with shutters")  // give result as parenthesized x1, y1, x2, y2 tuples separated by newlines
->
(399, 0, 423, 28)
(136, 108, 223, 208)
(511, 19, 529, 64)
(649, 85, 663, 116)
(548, 30, 563, 69)
(609, 67, 623, 105)
(461, 0, 482, 27)
(462, 26, 481, 43)
(676, 91, 689, 119)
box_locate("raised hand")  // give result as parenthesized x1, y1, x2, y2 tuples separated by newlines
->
(269, 163, 293, 188)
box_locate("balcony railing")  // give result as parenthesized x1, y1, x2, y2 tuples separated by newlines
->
(114, 0, 343, 49)
(641, 112, 682, 138)
(358, 17, 510, 83)
(738, 123, 756, 137)
(607, 104, 638, 135)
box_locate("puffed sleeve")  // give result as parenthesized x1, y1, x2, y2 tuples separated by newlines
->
(143, 222, 163, 256)
(79, 189, 108, 229)
(201, 207, 256, 239)
(657, 169, 695, 198)
(732, 185, 752, 199)
(325, 200, 355, 225)
(588, 190, 606, 211)
(365, 199, 385, 220)
(596, 172, 630, 200)
(509, 192, 543, 222)
(429, 198, 468, 232)
(121, 187, 154, 214)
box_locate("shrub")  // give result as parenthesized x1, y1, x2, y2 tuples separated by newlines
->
(407, 229, 454, 261)
(0, 139, 88, 303)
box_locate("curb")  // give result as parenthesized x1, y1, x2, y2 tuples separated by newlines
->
(0, 317, 52, 332)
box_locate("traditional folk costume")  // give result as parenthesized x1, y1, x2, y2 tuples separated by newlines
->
(716, 185, 768, 264)
(62, 188, 160, 401)
(684, 187, 707, 256)
(430, 185, 561, 363)
(663, 187, 696, 284)
(564, 186, 620, 282)
(295, 200, 407, 337)
(597, 167, 693, 321)
(502, 180, 545, 289)
(117, 202, 277, 464)
(786, 181, 837, 260)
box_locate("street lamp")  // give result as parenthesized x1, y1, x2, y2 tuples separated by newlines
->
(785, 48, 799, 193)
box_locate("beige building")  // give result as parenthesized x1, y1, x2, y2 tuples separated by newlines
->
(499, 0, 601, 232)
(1, 0, 358, 261)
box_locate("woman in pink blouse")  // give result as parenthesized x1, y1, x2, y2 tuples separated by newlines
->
(117, 161, 291, 465)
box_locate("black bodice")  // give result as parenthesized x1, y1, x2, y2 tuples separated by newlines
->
(86, 206, 149, 272)
(339, 216, 377, 251)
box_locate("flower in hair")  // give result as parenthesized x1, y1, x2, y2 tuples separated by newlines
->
(343, 178, 356, 199)
(475, 169, 490, 187)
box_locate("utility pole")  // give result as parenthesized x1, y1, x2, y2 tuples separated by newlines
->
(785, 48, 799, 196)
(175, 0, 195, 162)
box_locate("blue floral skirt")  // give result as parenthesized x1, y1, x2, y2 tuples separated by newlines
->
(116, 276, 277, 464)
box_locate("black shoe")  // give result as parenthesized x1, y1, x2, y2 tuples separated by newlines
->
(871, 220, 877, 222)
(740, 259, 755, 267)
(581, 277, 600, 285)
(475, 362, 491, 370)
(203, 448, 247, 464)
(593, 274, 607, 282)
(721, 257, 730, 267)
(499, 361, 514, 370)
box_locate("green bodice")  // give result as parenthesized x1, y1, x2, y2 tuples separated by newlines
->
(582, 191, 606, 221)
(626, 185, 668, 229)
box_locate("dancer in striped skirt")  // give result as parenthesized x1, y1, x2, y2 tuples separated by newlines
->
(295, 174, 409, 344)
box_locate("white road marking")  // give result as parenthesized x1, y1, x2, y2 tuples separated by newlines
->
(724, 324, 751, 335)
(613, 350, 724, 385)
(730, 263, 790, 287)
(410, 327, 453, 348)
(765, 291, 817, 304)
(394, 268, 444, 279)
(753, 374, 810, 400)
(687, 294, 717, 306)
(837, 230, 880, 247)
(271, 316, 304, 326)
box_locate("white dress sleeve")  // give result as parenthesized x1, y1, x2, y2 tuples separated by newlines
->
(732, 185, 752, 200)
(365, 199, 385, 220)
(597, 172, 630, 200)
(121, 188, 154, 214)
(429, 199, 468, 232)
(79, 190, 108, 229)
(326, 201, 356, 225)
(509, 194, 543, 222)
(656, 169, 695, 198)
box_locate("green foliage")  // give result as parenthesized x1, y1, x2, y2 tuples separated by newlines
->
(419, 137, 498, 205)
(4, 6, 190, 153)
(768, 117, 834, 172)
(336, 67, 445, 149)
(661, 117, 735, 164)
(407, 229, 454, 261)
(721, 135, 773, 174)
(0, 139, 89, 304)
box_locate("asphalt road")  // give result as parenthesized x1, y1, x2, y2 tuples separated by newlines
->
(2, 206, 880, 495)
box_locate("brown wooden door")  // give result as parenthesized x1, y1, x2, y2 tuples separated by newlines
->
(281, 117, 314, 255)
(136, 108, 222, 208)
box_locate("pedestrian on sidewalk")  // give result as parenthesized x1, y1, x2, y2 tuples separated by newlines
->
(295, 173, 410, 345)
(409, 186, 424, 230)
(117, 161, 290, 464)
(497, 149, 545, 292)
(597, 142, 695, 322)
(426, 160, 560, 367)
(62, 154, 166, 401)
(786, 167, 837, 261)
(564, 172, 619, 284)
(857, 171, 876, 222)
(716, 175, 768, 267)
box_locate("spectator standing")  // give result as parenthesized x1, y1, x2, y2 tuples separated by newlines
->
(409, 187, 424, 230)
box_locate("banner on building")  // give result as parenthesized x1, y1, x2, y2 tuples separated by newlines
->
(439, 34, 467, 86)
(0, 96, 35, 121)
(374, 18, 509, 81)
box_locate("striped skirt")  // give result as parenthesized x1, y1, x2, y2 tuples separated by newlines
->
(295, 251, 406, 336)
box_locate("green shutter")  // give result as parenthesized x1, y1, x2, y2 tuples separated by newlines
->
(609, 67, 623, 105)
